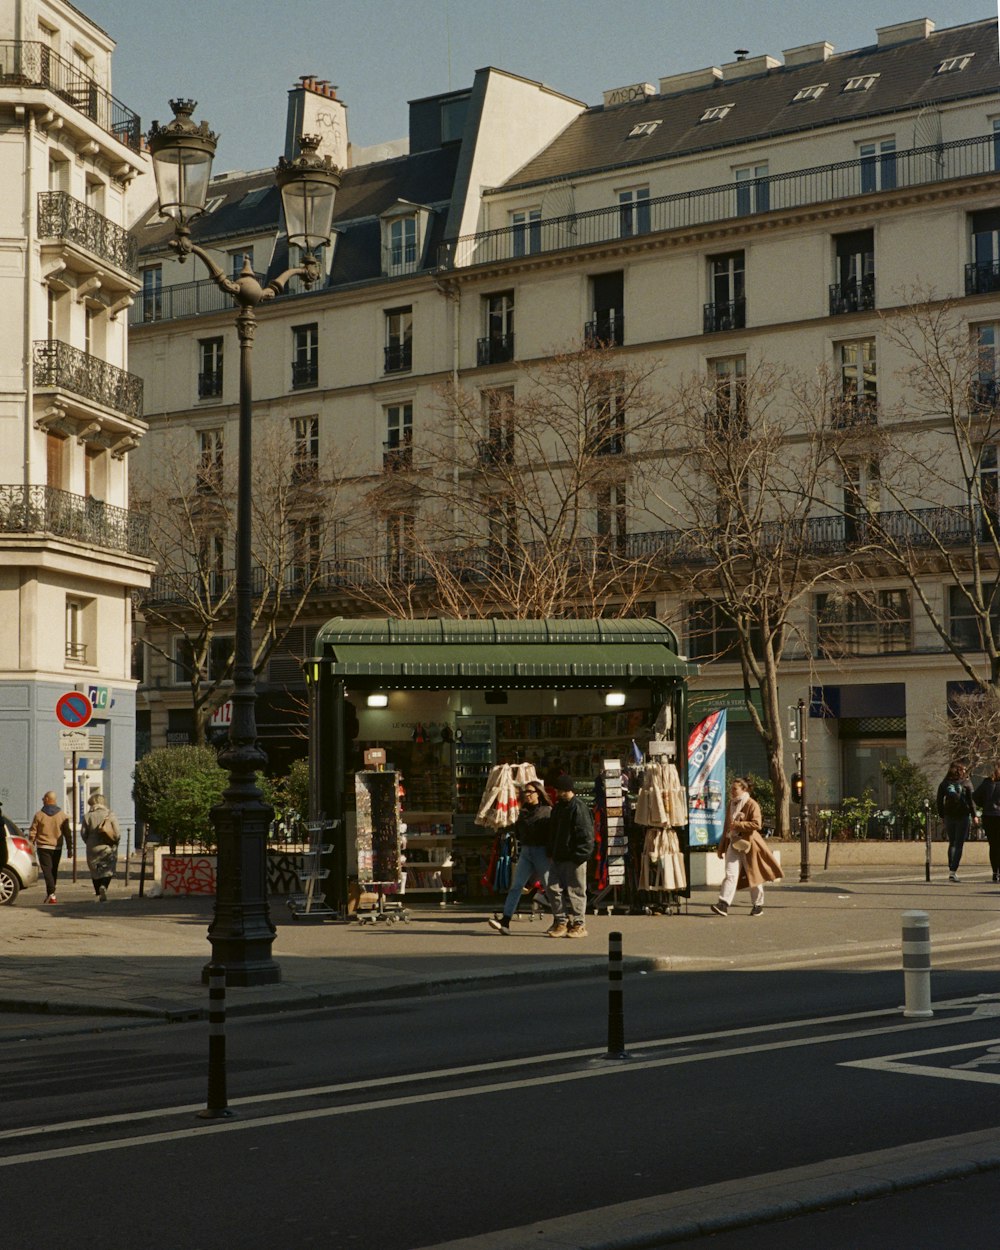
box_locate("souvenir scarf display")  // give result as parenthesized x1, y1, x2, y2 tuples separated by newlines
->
(633, 756, 687, 894)
(474, 761, 540, 829)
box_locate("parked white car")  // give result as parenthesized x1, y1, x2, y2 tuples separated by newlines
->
(1, 814, 40, 904)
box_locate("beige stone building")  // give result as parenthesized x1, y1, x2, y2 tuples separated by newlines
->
(129, 15, 1000, 806)
(0, 1, 151, 827)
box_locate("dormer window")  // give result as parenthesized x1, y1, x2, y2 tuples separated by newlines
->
(700, 104, 734, 122)
(844, 74, 879, 92)
(628, 120, 662, 138)
(380, 201, 431, 277)
(938, 54, 974, 74)
(793, 84, 827, 102)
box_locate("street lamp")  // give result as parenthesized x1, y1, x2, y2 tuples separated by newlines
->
(148, 100, 340, 985)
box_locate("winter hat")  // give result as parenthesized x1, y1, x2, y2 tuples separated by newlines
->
(554, 774, 575, 793)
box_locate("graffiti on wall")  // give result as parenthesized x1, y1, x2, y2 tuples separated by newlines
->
(162, 856, 216, 895)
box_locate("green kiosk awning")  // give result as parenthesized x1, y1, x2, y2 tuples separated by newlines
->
(311, 617, 698, 688)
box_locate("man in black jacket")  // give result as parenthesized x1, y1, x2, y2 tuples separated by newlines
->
(545, 774, 594, 938)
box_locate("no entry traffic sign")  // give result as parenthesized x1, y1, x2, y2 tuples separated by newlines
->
(55, 690, 93, 728)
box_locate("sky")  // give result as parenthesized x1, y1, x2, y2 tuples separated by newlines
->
(83, 0, 999, 174)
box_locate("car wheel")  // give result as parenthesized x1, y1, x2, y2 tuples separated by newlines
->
(0, 868, 21, 905)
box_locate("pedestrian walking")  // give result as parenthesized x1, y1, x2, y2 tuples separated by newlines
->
(711, 777, 783, 918)
(973, 764, 1000, 883)
(28, 791, 72, 904)
(545, 774, 594, 939)
(488, 779, 551, 934)
(937, 760, 977, 881)
(82, 793, 121, 902)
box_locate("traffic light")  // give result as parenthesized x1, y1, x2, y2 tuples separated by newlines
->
(791, 772, 804, 804)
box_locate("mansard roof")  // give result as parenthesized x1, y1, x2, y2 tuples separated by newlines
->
(498, 18, 999, 193)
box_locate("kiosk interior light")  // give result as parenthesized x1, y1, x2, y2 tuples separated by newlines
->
(367, 693, 389, 708)
(605, 690, 627, 707)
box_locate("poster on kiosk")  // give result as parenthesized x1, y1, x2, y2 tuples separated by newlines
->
(688, 709, 727, 846)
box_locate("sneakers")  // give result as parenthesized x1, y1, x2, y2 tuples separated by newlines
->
(993, 872, 1000, 883)
(98, 885, 108, 903)
(949, 872, 959, 882)
(487, 915, 511, 935)
(546, 921, 568, 938)
(750, 904, 764, 917)
(45, 894, 57, 905)
(565, 924, 588, 939)
(710, 900, 729, 916)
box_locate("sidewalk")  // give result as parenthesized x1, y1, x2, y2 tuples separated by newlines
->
(3, 840, 997, 1024)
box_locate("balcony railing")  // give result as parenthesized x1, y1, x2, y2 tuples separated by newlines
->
(965, 261, 1000, 296)
(971, 379, 1000, 412)
(440, 135, 999, 270)
(0, 484, 149, 557)
(477, 434, 515, 467)
(65, 641, 89, 663)
(33, 340, 143, 421)
(703, 299, 746, 334)
(0, 41, 141, 151)
(198, 370, 223, 400)
(37, 191, 138, 276)
(830, 395, 879, 429)
(829, 275, 876, 316)
(384, 342, 412, 373)
(383, 440, 413, 472)
(139, 502, 1000, 607)
(477, 334, 515, 366)
(584, 312, 624, 347)
(291, 359, 319, 389)
(129, 273, 268, 326)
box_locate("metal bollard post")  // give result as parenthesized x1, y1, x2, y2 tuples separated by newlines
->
(606, 931, 629, 1059)
(198, 963, 235, 1119)
(901, 910, 933, 1019)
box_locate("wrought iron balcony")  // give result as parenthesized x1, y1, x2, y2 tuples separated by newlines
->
(586, 428, 626, 456)
(0, 41, 141, 151)
(971, 378, 1000, 412)
(33, 340, 143, 421)
(477, 334, 515, 366)
(383, 440, 413, 472)
(0, 484, 149, 557)
(441, 135, 999, 270)
(37, 191, 138, 276)
(291, 359, 319, 390)
(476, 434, 515, 467)
(384, 342, 413, 373)
(584, 312, 624, 348)
(965, 261, 1000, 296)
(703, 299, 746, 334)
(830, 395, 879, 429)
(198, 370, 223, 400)
(829, 275, 875, 316)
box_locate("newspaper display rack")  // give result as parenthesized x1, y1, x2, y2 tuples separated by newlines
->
(286, 818, 338, 919)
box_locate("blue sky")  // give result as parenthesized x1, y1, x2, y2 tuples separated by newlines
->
(84, 0, 998, 173)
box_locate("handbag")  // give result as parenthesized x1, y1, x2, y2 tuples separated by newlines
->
(730, 837, 752, 854)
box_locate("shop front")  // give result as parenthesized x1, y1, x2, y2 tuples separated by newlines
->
(306, 618, 698, 914)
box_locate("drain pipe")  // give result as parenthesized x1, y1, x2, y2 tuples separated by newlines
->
(20, 105, 35, 499)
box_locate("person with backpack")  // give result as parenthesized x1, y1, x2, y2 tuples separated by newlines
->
(973, 764, 1000, 883)
(82, 793, 121, 902)
(936, 761, 977, 882)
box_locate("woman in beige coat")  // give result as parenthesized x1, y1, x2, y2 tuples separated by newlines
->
(710, 777, 783, 917)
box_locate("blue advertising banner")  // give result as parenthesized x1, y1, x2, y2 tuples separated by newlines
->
(688, 709, 727, 847)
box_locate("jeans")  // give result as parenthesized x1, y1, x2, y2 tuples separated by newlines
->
(37, 847, 62, 896)
(500, 843, 551, 920)
(547, 860, 588, 925)
(719, 844, 764, 907)
(944, 816, 970, 872)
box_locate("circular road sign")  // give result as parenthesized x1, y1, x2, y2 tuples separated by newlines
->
(55, 691, 93, 729)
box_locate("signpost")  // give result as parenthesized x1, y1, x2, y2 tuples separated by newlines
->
(56, 691, 93, 882)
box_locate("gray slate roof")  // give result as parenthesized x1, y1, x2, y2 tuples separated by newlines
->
(498, 18, 999, 193)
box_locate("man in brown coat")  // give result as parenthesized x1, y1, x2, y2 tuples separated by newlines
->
(28, 792, 72, 904)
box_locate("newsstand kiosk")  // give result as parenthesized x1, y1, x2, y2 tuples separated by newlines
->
(305, 618, 697, 917)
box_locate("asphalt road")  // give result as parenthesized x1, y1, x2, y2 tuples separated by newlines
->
(3, 968, 1000, 1249)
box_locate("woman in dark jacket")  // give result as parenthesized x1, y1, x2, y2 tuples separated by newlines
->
(973, 763, 1000, 883)
(487, 779, 552, 935)
(936, 761, 977, 882)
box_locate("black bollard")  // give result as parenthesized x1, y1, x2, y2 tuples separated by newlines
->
(198, 963, 235, 1119)
(606, 931, 628, 1059)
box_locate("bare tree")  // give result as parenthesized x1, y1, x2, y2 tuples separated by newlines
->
(846, 293, 1000, 693)
(133, 419, 350, 744)
(644, 360, 872, 835)
(355, 347, 669, 620)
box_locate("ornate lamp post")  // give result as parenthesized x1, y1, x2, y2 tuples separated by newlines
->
(148, 100, 340, 985)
